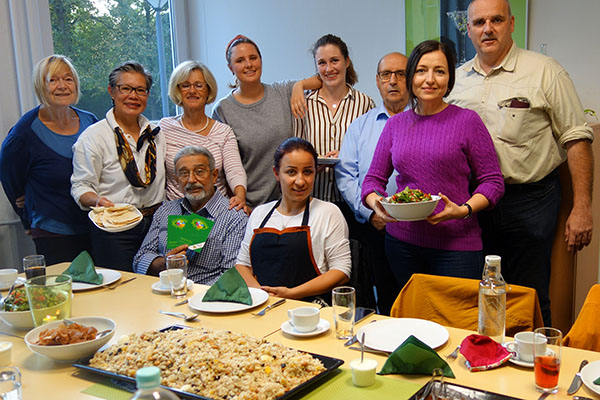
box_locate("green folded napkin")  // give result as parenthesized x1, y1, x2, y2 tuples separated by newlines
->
(594, 376, 600, 385)
(202, 268, 252, 305)
(61, 251, 103, 285)
(378, 335, 455, 378)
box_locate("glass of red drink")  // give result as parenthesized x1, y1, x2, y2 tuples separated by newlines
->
(23, 255, 46, 280)
(533, 327, 562, 393)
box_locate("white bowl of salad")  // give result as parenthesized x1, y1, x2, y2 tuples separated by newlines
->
(0, 287, 35, 330)
(380, 187, 441, 221)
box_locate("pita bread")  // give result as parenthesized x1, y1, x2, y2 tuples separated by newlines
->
(89, 203, 142, 230)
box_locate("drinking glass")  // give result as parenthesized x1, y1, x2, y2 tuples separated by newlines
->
(166, 254, 187, 299)
(24, 274, 72, 327)
(533, 327, 562, 394)
(23, 255, 46, 280)
(0, 366, 21, 400)
(332, 286, 355, 340)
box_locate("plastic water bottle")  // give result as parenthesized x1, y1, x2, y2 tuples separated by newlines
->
(130, 366, 180, 400)
(478, 255, 507, 343)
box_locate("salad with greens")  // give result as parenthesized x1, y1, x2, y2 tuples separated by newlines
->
(3, 288, 29, 312)
(389, 186, 433, 204)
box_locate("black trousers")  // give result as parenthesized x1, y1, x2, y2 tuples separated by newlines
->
(88, 215, 153, 272)
(33, 234, 91, 266)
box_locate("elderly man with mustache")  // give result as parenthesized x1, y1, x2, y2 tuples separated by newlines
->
(133, 145, 248, 284)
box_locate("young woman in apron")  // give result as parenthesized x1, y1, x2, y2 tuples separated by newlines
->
(235, 138, 351, 301)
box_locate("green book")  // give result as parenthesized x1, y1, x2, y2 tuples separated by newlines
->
(167, 214, 214, 254)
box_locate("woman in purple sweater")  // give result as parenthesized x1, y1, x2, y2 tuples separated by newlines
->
(361, 40, 504, 290)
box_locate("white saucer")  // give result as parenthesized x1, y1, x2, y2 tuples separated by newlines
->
(151, 279, 194, 294)
(0, 277, 26, 291)
(280, 319, 330, 338)
(505, 341, 554, 368)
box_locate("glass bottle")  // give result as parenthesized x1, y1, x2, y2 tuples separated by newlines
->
(478, 255, 507, 343)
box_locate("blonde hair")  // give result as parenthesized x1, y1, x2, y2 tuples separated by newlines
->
(168, 61, 218, 106)
(33, 55, 80, 106)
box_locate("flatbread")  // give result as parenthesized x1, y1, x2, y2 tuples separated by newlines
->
(89, 204, 142, 229)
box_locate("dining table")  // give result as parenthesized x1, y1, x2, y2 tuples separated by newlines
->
(1, 263, 599, 399)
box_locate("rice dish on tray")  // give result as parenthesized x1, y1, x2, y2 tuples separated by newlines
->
(89, 327, 325, 400)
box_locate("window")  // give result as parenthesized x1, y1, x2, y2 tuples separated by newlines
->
(49, 0, 175, 120)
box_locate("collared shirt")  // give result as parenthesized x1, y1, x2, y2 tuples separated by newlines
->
(133, 190, 248, 285)
(71, 108, 166, 208)
(447, 43, 593, 184)
(295, 85, 375, 201)
(335, 104, 399, 223)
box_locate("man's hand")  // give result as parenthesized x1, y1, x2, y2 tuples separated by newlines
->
(147, 244, 189, 276)
(15, 195, 25, 208)
(565, 206, 593, 253)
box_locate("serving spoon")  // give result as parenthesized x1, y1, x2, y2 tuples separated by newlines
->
(159, 310, 199, 322)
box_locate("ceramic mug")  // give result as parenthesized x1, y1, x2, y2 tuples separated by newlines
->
(287, 307, 320, 333)
(159, 270, 171, 289)
(0, 269, 18, 289)
(506, 331, 547, 362)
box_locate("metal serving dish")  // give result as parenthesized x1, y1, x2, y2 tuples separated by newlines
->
(409, 380, 523, 400)
(73, 325, 344, 400)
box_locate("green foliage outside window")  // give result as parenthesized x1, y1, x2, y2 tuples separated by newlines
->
(49, 0, 175, 120)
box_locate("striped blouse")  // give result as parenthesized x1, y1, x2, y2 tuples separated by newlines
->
(295, 86, 375, 202)
(160, 116, 247, 201)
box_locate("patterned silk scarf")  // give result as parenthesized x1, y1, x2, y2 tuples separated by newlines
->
(113, 125, 160, 188)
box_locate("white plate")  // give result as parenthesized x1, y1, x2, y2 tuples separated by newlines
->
(317, 157, 340, 166)
(71, 269, 122, 291)
(88, 204, 143, 233)
(581, 359, 600, 396)
(151, 279, 194, 294)
(188, 287, 268, 313)
(356, 318, 449, 353)
(503, 342, 555, 368)
(0, 277, 26, 290)
(281, 319, 330, 338)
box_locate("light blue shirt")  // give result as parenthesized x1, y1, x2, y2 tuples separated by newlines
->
(335, 104, 399, 224)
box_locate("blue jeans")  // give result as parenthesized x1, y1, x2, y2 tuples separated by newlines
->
(478, 170, 560, 326)
(384, 233, 484, 291)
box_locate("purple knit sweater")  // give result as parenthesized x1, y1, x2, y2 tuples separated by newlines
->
(361, 104, 504, 251)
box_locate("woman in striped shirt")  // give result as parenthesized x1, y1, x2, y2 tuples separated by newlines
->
(161, 61, 247, 212)
(295, 34, 375, 204)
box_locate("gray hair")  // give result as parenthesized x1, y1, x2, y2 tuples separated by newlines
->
(173, 145, 215, 171)
(33, 55, 81, 106)
(168, 60, 218, 106)
(108, 61, 153, 90)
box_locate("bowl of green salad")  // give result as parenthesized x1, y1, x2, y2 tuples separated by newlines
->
(0, 287, 35, 330)
(380, 186, 441, 221)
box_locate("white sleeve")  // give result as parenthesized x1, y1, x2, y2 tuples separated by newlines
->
(320, 203, 351, 278)
(70, 129, 103, 209)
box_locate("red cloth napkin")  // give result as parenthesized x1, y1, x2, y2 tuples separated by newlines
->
(459, 334, 512, 371)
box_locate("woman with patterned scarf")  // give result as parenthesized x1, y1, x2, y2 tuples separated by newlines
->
(71, 61, 166, 271)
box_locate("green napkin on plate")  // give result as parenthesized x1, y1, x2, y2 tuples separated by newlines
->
(378, 335, 455, 378)
(202, 268, 252, 305)
(594, 376, 600, 385)
(61, 251, 103, 285)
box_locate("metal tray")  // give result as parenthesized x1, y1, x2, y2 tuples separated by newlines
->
(409, 380, 523, 400)
(73, 324, 344, 400)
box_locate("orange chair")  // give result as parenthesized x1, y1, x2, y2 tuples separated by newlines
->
(564, 284, 600, 351)
(390, 273, 544, 336)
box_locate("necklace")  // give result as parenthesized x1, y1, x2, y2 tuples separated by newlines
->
(332, 103, 337, 109)
(182, 117, 209, 133)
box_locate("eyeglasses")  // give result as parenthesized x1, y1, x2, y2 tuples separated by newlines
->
(115, 84, 149, 96)
(177, 168, 210, 180)
(377, 70, 406, 82)
(178, 82, 207, 91)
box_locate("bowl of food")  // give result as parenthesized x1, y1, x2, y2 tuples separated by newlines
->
(24, 316, 116, 362)
(0, 287, 35, 330)
(380, 187, 441, 221)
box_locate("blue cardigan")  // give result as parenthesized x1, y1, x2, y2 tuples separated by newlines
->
(0, 106, 98, 231)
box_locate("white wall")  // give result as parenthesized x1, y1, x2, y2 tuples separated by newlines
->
(528, 0, 600, 117)
(174, 0, 407, 111)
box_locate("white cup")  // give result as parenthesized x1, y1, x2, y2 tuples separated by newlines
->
(350, 358, 378, 387)
(0, 269, 18, 289)
(159, 270, 171, 288)
(287, 307, 320, 333)
(506, 331, 547, 362)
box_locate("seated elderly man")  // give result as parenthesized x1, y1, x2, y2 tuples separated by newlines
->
(133, 145, 248, 284)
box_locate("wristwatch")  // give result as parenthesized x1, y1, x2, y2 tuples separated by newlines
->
(461, 202, 472, 219)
